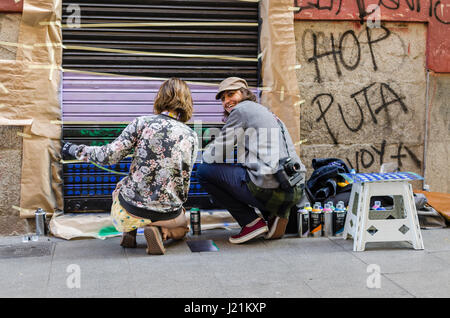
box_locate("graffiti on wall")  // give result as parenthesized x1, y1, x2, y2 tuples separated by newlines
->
(294, 0, 450, 25)
(303, 25, 393, 82)
(345, 139, 422, 171)
(294, 0, 450, 72)
(297, 21, 425, 172)
(312, 81, 408, 145)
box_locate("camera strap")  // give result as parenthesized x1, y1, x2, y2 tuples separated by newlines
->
(273, 114, 304, 189)
(273, 115, 291, 158)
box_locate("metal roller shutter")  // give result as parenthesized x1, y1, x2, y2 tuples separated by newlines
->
(62, 122, 224, 212)
(62, 0, 259, 86)
(61, 0, 259, 212)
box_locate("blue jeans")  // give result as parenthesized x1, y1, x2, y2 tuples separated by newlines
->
(196, 163, 269, 227)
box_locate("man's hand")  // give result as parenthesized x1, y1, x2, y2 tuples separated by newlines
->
(61, 142, 80, 159)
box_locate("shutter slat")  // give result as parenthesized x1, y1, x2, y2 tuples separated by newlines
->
(62, 0, 259, 84)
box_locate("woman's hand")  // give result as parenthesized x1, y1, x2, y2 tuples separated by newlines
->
(61, 141, 80, 159)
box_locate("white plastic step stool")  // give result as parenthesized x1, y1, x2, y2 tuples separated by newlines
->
(342, 172, 424, 252)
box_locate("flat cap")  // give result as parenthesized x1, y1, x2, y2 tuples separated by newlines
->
(215, 77, 249, 100)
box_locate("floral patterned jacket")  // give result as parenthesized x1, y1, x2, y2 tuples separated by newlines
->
(74, 115, 199, 218)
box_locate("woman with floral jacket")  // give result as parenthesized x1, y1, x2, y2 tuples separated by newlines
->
(62, 78, 199, 255)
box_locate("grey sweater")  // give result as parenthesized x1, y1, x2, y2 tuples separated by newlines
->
(202, 100, 306, 189)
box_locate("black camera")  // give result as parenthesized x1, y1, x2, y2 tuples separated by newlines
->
(275, 157, 304, 190)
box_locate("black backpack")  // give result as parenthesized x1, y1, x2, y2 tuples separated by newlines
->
(305, 158, 353, 206)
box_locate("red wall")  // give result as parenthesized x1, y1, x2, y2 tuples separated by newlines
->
(294, 0, 450, 73)
(0, 0, 23, 12)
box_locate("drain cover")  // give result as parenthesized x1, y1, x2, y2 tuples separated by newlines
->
(0, 242, 54, 259)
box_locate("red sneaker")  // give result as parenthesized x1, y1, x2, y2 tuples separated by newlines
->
(229, 218, 268, 244)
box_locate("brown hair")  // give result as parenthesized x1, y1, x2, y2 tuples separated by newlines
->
(221, 88, 257, 121)
(238, 88, 257, 102)
(154, 78, 193, 122)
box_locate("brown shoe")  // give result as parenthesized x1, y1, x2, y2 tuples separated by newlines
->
(265, 217, 288, 240)
(144, 226, 165, 255)
(120, 229, 137, 248)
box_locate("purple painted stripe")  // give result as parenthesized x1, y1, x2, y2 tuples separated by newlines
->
(62, 72, 225, 123)
(63, 92, 223, 102)
(62, 103, 222, 114)
(63, 80, 221, 92)
(63, 115, 224, 123)
(63, 92, 157, 101)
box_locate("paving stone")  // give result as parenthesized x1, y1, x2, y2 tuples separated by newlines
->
(0, 227, 448, 298)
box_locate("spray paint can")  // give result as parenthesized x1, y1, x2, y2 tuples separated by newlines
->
(326, 201, 335, 211)
(310, 202, 323, 237)
(190, 208, 201, 235)
(323, 203, 333, 237)
(35, 208, 47, 236)
(297, 207, 310, 238)
(371, 200, 386, 211)
(303, 202, 312, 212)
(333, 202, 347, 236)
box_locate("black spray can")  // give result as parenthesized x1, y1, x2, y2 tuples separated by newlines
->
(297, 208, 310, 238)
(333, 202, 347, 236)
(190, 208, 201, 235)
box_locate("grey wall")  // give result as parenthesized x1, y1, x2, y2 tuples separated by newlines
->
(424, 73, 450, 193)
(0, 13, 33, 235)
(294, 21, 437, 191)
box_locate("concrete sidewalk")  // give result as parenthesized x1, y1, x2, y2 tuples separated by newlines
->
(0, 227, 449, 298)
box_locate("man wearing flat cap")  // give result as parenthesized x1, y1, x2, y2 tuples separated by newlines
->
(197, 77, 306, 244)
